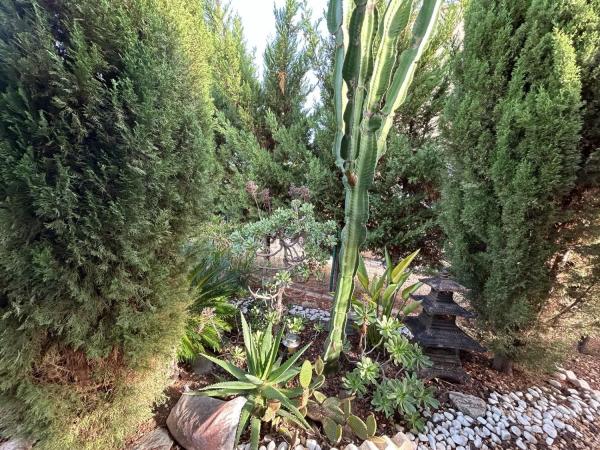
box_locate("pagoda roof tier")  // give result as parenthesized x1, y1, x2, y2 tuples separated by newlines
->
(420, 275, 469, 294)
(404, 316, 485, 353)
(411, 294, 475, 318)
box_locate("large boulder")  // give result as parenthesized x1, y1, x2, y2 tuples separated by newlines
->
(167, 395, 247, 450)
(131, 428, 173, 450)
(448, 391, 487, 418)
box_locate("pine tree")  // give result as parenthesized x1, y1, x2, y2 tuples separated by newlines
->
(441, 0, 584, 368)
(0, 0, 216, 447)
(262, 0, 317, 131)
(206, 0, 260, 131)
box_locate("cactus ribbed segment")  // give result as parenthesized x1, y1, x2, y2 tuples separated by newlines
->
(323, 0, 441, 368)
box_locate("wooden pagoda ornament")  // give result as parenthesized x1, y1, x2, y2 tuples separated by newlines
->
(405, 270, 484, 383)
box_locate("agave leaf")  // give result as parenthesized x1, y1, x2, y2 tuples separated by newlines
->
(235, 398, 255, 446)
(198, 381, 257, 392)
(200, 353, 246, 380)
(263, 324, 284, 378)
(261, 385, 310, 429)
(270, 343, 310, 382)
(240, 314, 256, 374)
(250, 416, 261, 450)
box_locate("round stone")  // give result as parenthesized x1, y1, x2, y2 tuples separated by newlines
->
(543, 423, 557, 439)
(451, 434, 468, 446)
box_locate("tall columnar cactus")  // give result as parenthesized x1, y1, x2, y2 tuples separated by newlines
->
(324, 0, 442, 367)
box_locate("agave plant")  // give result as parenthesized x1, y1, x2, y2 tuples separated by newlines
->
(352, 249, 422, 349)
(323, 0, 443, 367)
(190, 314, 312, 450)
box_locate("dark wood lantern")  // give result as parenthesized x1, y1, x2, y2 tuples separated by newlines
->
(404, 270, 485, 383)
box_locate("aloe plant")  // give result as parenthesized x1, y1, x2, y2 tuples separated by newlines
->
(324, 0, 442, 367)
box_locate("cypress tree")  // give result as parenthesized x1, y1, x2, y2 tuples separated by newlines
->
(0, 0, 215, 447)
(441, 0, 584, 369)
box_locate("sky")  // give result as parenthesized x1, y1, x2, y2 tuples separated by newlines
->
(230, 0, 328, 72)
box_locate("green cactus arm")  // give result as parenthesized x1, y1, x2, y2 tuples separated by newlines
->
(365, 0, 414, 112)
(329, 0, 355, 169)
(377, 0, 442, 155)
(342, 0, 378, 165)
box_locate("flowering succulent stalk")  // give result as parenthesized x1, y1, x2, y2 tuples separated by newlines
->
(324, 0, 443, 367)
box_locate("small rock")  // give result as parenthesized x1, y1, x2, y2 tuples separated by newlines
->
(510, 426, 521, 437)
(548, 379, 562, 389)
(267, 442, 276, 450)
(523, 431, 537, 444)
(277, 443, 289, 450)
(542, 423, 557, 439)
(132, 428, 173, 450)
(570, 378, 591, 391)
(344, 445, 359, 450)
(515, 439, 527, 450)
(450, 434, 467, 446)
(448, 392, 487, 418)
(306, 439, 320, 450)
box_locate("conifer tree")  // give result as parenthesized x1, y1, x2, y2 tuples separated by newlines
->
(441, 0, 584, 369)
(367, 1, 463, 261)
(0, 0, 215, 447)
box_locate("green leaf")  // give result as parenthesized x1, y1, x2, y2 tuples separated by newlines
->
(323, 417, 343, 444)
(240, 314, 256, 374)
(391, 249, 420, 281)
(199, 381, 257, 392)
(299, 360, 312, 388)
(357, 255, 369, 290)
(401, 300, 422, 317)
(313, 390, 327, 404)
(366, 413, 377, 436)
(235, 398, 255, 446)
(315, 356, 325, 376)
(200, 353, 247, 380)
(348, 414, 369, 441)
(261, 385, 310, 429)
(401, 282, 422, 300)
(270, 343, 310, 383)
(250, 416, 261, 450)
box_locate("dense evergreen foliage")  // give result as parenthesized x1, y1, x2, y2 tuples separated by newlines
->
(441, 0, 596, 365)
(367, 1, 463, 261)
(0, 0, 215, 447)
